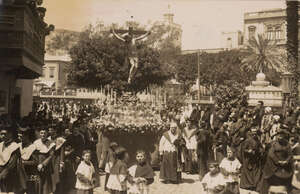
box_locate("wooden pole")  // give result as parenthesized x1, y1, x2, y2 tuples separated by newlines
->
(198, 50, 201, 103)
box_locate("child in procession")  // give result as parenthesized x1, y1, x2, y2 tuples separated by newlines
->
(127, 150, 155, 194)
(75, 150, 96, 194)
(107, 146, 130, 194)
(202, 161, 227, 194)
(105, 142, 119, 191)
(219, 146, 241, 194)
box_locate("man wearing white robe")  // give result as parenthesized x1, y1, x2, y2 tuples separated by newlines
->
(159, 122, 183, 183)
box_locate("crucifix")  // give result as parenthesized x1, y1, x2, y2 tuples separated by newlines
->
(111, 16, 151, 84)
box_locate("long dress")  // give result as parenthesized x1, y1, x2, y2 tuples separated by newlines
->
(182, 127, 198, 174)
(159, 131, 180, 182)
(238, 137, 263, 193)
(34, 138, 56, 194)
(48, 136, 66, 194)
(197, 129, 210, 181)
(0, 140, 27, 193)
(260, 141, 293, 194)
(60, 144, 77, 193)
(20, 142, 40, 194)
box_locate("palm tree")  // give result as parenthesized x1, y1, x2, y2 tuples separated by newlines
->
(286, 0, 299, 101)
(241, 34, 287, 74)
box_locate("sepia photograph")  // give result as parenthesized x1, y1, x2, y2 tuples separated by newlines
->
(0, 0, 299, 193)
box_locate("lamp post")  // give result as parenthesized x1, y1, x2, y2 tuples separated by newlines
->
(198, 50, 201, 103)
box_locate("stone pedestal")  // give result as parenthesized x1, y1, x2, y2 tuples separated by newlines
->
(246, 72, 283, 107)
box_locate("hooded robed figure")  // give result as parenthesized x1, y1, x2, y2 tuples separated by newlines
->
(260, 130, 293, 194)
(238, 126, 263, 194)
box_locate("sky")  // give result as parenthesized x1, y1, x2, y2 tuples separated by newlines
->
(43, 0, 285, 50)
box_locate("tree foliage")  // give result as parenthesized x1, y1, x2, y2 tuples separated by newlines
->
(241, 34, 287, 73)
(145, 21, 182, 76)
(286, 0, 299, 101)
(176, 50, 256, 88)
(67, 24, 170, 94)
(46, 29, 80, 55)
(214, 81, 248, 108)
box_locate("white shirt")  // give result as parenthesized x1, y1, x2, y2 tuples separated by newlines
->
(159, 131, 178, 155)
(202, 172, 227, 190)
(183, 128, 197, 150)
(75, 161, 95, 190)
(219, 157, 241, 182)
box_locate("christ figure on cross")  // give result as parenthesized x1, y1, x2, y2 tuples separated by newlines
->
(111, 26, 151, 84)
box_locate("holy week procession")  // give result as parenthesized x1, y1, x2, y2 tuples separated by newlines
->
(3, 0, 300, 194)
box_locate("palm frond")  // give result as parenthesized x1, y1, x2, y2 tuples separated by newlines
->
(242, 33, 286, 73)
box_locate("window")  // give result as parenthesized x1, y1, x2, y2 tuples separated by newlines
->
(49, 67, 55, 78)
(248, 26, 256, 39)
(274, 26, 282, 40)
(267, 26, 273, 40)
(227, 37, 232, 48)
(266, 25, 282, 40)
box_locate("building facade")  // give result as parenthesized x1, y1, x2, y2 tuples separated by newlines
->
(34, 54, 71, 93)
(244, 8, 287, 45)
(0, 1, 52, 118)
(162, 11, 183, 49)
(221, 31, 243, 49)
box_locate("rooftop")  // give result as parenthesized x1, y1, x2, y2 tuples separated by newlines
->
(244, 8, 285, 21)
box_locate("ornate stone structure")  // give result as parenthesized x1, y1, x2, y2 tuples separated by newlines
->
(0, 0, 53, 117)
(246, 72, 283, 107)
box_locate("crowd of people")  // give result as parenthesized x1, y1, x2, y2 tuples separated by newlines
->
(1, 96, 300, 194)
(155, 100, 300, 194)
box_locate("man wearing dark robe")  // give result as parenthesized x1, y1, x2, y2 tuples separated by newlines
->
(260, 130, 293, 194)
(196, 122, 211, 181)
(48, 127, 66, 194)
(213, 125, 229, 163)
(0, 125, 26, 193)
(238, 127, 264, 194)
(252, 101, 264, 128)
